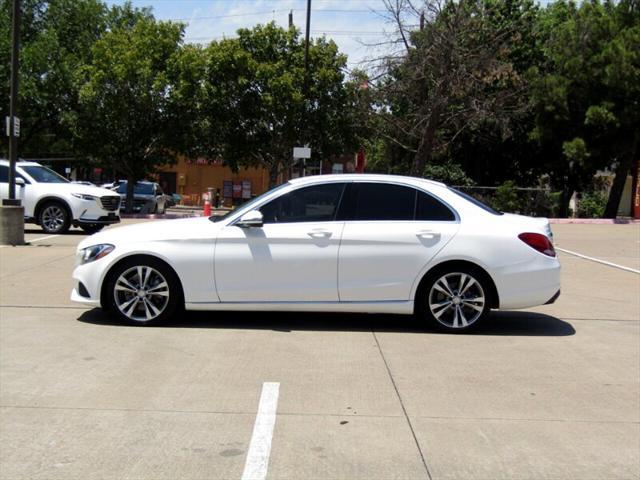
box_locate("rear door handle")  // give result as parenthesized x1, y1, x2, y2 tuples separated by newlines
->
(416, 230, 439, 239)
(308, 229, 332, 239)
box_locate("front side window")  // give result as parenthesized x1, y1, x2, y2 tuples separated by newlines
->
(260, 183, 345, 224)
(0, 165, 8, 183)
(20, 166, 69, 183)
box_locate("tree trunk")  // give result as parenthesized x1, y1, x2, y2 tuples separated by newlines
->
(125, 175, 135, 214)
(604, 138, 637, 218)
(412, 116, 438, 176)
(268, 165, 279, 189)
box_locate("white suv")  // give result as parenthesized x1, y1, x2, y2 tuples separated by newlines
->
(0, 160, 121, 234)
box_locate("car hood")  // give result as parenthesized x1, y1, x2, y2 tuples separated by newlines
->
(78, 216, 219, 249)
(36, 183, 119, 197)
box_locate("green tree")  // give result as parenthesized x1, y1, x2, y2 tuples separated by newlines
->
(201, 23, 364, 185)
(0, 0, 108, 158)
(530, 0, 640, 217)
(74, 14, 202, 211)
(376, 0, 532, 176)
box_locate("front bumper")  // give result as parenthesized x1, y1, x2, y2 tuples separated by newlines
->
(75, 214, 121, 225)
(70, 286, 101, 307)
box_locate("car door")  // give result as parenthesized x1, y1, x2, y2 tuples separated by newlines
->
(214, 182, 347, 302)
(338, 182, 460, 302)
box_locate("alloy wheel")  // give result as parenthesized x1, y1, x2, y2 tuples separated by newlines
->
(428, 272, 486, 329)
(113, 266, 170, 323)
(41, 205, 66, 232)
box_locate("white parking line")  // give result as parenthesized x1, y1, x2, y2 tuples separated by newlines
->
(556, 247, 640, 274)
(28, 234, 60, 243)
(0, 234, 59, 248)
(241, 382, 280, 480)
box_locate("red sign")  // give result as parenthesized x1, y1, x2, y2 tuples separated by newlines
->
(355, 147, 366, 173)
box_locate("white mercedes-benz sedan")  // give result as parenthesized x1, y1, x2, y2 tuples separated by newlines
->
(71, 174, 560, 332)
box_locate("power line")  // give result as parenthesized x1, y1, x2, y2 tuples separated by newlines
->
(156, 8, 385, 22)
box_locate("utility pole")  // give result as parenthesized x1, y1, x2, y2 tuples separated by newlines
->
(304, 0, 311, 78)
(7, 0, 20, 203)
(300, 0, 311, 178)
(1, 0, 24, 245)
(288, 10, 293, 28)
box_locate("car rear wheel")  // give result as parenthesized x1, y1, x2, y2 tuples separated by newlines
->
(105, 257, 181, 325)
(418, 267, 492, 332)
(39, 201, 70, 234)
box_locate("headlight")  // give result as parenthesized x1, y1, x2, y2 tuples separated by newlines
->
(79, 244, 114, 265)
(72, 193, 98, 201)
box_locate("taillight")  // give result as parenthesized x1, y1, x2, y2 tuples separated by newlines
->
(518, 232, 556, 257)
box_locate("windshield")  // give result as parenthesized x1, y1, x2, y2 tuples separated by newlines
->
(21, 166, 69, 184)
(210, 182, 290, 223)
(116, 183, 155, 195)
(448, 187, 503, 215)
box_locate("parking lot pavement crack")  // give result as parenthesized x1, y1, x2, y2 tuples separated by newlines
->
(0, 404, 405, 420)
(410, 415, 640, 424)
(372, 331, 433, 480)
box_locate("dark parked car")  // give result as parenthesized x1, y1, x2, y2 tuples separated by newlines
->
(113, 181, 171, 214)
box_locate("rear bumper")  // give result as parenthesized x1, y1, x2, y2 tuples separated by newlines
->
(494, 255, 561, 310)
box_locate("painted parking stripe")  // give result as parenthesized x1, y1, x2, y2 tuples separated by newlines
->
(556, 247, 640, 274)
(241, 382, 280, 480)
(28, 234, 60, 243)
(0, 234, 59, 248)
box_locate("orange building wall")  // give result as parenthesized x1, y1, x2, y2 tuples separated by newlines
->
(158, 157, 270, 206)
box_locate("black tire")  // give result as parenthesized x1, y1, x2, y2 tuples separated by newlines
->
(416, 265, 493, 333)
(104, 256, 182, 326)
(39, 201, 71, 234)
(80, 224, 105, 234)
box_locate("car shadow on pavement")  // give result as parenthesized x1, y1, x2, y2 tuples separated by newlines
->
(77, 309, 575, 337)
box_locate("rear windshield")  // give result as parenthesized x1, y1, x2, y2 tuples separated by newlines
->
(448, 187, 503, 215)
(21, 166, 69, 184)
(117, 183, 155, 195)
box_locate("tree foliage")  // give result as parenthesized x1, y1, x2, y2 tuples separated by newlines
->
(200, 23, 365, 185)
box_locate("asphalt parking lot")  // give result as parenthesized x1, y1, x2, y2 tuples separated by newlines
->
(1, 220, 638, 480)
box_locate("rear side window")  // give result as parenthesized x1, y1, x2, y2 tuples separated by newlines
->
(449, 187, 503, 215)
(260, 183, 345, 224)
(416, 191, 455, 221)
(0, 165, 7, 182)
(353, 183, 415, 221)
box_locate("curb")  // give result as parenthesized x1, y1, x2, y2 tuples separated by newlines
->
(549, 218, 640, 224)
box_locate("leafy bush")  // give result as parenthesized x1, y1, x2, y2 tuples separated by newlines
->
(423, 162, 474, 186)
(577, 191, 607, 218)
(491, 180, 521, 213)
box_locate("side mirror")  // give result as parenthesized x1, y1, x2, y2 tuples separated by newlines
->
(15, 177, 25, 187)
(237, 210, 263, 228)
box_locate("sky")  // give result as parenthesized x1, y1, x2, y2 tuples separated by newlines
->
(104, 0, 398, 72)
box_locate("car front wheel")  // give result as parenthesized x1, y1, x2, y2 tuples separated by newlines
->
(418, 267, 492, 332)
(39, 201, 70, 234)
(104, 257, 181, 325)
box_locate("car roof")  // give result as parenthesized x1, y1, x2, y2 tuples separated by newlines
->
(287, 173, 446, 188)
(0, 159, 42, 167)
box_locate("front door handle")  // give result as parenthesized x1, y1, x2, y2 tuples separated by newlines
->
(308, 229, 332, 239)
